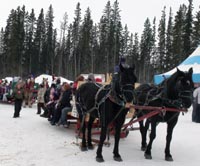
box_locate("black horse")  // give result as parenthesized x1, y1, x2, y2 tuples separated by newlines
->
(75, 63, 137, 162)
(135, 68, 194, 161)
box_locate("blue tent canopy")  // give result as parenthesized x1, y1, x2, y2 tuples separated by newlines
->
(154, 46, 200, 84)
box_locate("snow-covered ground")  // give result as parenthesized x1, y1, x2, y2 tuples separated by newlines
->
(0, 103, 200, 166)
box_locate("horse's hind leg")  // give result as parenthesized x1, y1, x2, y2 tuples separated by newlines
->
(87, 116, 95, 149)
(145, 120, 157, 159)
(96, 126, 107, 162)
(165, 117, 178, 161)
(80, 119, 87, 151)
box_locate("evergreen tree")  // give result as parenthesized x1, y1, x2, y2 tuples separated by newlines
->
(71, 2, 81, 78)
(102, 0, 112, 73)
(157, 7, 166, 73)
(52, 28, 57, 74)
(91, 24, 99, 73)
(183, 0, 193, 58)
(172, 4, 187, 67)
(17, 6, 26, 76)
(140, 18, 154, 83)
(0, 28, 4, 75)
(120, 24, 130, 58)
(79, 7, 93, 73)
(150, 17, 157, 78)
(132, 33, 140, 66)
(44, 4, 54, 74)
(66, 24, 73, 79)
(192, 7, 200, 49)
(165, 7, 174, 71)
(111, 0, 121, 67)
(2, 9, 15, 76)
(33, 8, 46, 75)
(58, 12, 68, 75)
(97, 16, 107, 74)
(128, 33, 140, 78)
(25, 9, 36, 74)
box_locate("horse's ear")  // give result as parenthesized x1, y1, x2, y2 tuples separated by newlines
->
(176, 67, 181, 73)
(188, 67, 193, 75)
(177, 67, 184, 75)
(119, 63, 124, 72)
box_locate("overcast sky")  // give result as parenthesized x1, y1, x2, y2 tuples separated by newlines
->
(0, 0, 199, 35)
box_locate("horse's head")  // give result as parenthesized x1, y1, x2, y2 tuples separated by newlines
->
(166, 68, 194, 108)
(117, 63, 137, 103)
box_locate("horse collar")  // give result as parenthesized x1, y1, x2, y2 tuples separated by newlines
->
(108, 94, 125, 106)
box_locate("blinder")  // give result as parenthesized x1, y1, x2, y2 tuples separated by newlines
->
(174, 77, 193, 107)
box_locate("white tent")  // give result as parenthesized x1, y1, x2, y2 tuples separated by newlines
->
(35, 74, 73, 85)
(154, 45, 200, 84)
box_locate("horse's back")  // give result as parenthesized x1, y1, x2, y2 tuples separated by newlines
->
(135, 84, 154, 104)
(76, 82, 102, 110)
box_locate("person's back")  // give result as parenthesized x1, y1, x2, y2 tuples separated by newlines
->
(192, 86, 200, 123)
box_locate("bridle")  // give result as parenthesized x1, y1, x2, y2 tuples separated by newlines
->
(162, 76, 193, 108)
(175, 78, 193, 101)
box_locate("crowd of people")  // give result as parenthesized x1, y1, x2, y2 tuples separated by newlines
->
(1, 71, 200, 124)
(0, 74, 102, 128)
(36, 73, 103, 128)
(0, 79, 13, 102)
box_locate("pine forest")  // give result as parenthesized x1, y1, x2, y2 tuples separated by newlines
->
(0, 0, 200, 83)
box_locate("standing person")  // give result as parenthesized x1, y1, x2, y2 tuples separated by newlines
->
(192, 85, 200, 123)
(40, 79, 49, 117)
(28, 77, 35, 108)
(23, 79, 29, 107)
(36, 83, 46, 114)
(13, 82, 25, 118)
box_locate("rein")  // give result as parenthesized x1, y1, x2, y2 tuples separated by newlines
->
(122, 105, 187, 131)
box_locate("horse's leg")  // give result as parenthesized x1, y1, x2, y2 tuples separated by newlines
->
(112, 112, 127, 162)
(96, 126, 107, 162)
(87, 116, 95, 149)
(80, 116, 87, 151)
(165, 117, 178, 161)
(144, 120, 157, 159)
(139, 119, 150, 151)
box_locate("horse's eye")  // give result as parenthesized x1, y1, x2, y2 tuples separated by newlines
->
(186, 80, 190, 85)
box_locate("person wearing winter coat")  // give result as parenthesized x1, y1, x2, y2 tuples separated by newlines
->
(36, 83, 46, 114)
(51, 83, 72, 125)
(57, 83, 72, 127)
(13, 82, 25, 118)
(28, 77, 35, 108)
(45, 83, 59, 121)
(192, 86, 200, 123)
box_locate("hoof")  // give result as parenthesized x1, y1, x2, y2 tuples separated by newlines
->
(141, 146, 146, 151)
(80, 145, 88, 151)
(96, 156, 104, 162)
(165, 156, 173, 161)
(144, 153, 152, 160)
(113, 156, 123, 162)
(88, 144, 94, 150)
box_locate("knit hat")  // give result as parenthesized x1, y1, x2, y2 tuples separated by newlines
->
(87, 73, 95, 82)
